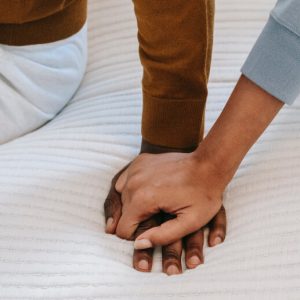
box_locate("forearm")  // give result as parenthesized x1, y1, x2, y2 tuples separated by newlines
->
(133, 0, 215, 149)
(195, 75, 284, 187)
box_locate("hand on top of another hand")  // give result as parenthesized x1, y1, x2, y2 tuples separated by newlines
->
(104, 140, 226, 275)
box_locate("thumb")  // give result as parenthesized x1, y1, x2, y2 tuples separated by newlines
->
(133, 213, 200, 249)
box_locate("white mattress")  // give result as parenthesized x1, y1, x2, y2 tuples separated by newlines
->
(1, 0, 300, 299)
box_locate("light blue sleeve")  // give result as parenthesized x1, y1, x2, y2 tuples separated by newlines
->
(241, 0, 300, 105)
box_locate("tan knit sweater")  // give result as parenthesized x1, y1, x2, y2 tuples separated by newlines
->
(0, 0, 214, 150)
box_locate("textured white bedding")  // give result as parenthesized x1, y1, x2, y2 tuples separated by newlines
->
(0, 0, 300, 299)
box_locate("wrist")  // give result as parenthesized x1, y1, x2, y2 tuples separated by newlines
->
(192, 141, 238, 189)
(193, 76, 283, 187)
(140, 138, 197, 154)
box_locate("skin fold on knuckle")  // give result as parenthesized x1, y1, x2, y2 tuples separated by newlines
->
(114, 163, 131, 193)
(185, 234, 203, 253)
(133, 249, 154, 268)
(186, 240, 202, 252)
(162, 247, 181, 267)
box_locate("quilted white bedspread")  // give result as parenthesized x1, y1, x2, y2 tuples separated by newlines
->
(1, 0, 300, 299)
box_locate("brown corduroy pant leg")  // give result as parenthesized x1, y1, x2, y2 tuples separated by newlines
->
(133, 0, 215, 150)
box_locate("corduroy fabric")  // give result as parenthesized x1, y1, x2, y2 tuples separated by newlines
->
(0, 0, 87, 46)
(134, 0, 215, 148)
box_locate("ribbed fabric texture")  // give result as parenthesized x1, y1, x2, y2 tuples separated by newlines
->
(0, 0, 300, 299)
(135, 0, 214, 149)
(0, 0, 87, 45)
(242, 11, 300, 105)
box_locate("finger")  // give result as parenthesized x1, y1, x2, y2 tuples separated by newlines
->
(208, 205, 227, 247)
(162, 239, 183, 276)
(104, 164, 130, 234)
(133, 248, 154, 273)
(132, 215, 161, 272)
(184, 229, 204, 269)
(161, 213, 182, 276)
(104, 188, 121, 234)
(134, 211, 200, 249)
(115, 206, 141, 240)
(116, 192, 160, 240)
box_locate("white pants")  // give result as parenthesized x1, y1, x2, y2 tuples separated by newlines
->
(0, 23, 88, 145)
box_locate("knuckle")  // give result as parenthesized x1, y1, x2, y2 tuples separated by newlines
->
(111, 170, 126, 189)
(126, 175, 141, 191)
(112, 163, 130, 182)
(186, 241, 202, 250)
(184, 229, 203, 241)
(131, 188, 150, 204)
(116, 226, 128, 240)
(111, 173, 120, 186)
(162, 247, 181, 261)
(186, 248, 202, 261)
(134, 250, 153, 261)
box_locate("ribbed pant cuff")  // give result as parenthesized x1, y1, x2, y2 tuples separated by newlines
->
(141, 93, 206, 149)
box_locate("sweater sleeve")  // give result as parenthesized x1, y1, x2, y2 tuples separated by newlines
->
(241, 0, 300, 105)
(0, 1, 76, 24)
(133, 0, 215, 149)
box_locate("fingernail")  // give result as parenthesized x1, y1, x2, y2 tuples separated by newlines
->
(213, 236, 223, 246)
(134, 239, 152, 250)
(188, 255, 201, 267)
(105, 217, 114, 232)
(137, 259, 149, 271)
(166, 265, 180, 276)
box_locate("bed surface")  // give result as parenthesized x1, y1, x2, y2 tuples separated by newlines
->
(0, 0, 300, 299)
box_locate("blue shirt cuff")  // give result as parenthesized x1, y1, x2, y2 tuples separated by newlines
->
(241, 16, 300, 105)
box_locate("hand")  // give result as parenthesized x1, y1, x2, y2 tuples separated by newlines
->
(112, 75, 284, 251)
(104, 140, 227, 275)
(114, 151, 226, 249)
